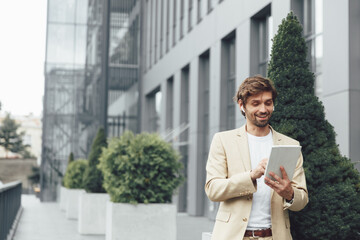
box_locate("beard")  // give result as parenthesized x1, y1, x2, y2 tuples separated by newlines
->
(252, 113, 271, 128)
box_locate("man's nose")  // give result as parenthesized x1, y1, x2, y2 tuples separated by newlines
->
(259, 104, 267, 112)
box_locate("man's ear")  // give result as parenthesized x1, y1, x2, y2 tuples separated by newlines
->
(238, 100, 245, 113)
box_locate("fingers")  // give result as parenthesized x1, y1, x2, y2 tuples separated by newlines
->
(269, 171, 282, 183)
(280, 166, 289, 180)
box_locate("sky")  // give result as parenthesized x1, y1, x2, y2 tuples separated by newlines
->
(0, 0, 47, 117)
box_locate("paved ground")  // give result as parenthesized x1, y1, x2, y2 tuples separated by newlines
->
(13, 195, 214, 240)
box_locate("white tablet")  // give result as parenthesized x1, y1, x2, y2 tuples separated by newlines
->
(264, 145, 302, 181)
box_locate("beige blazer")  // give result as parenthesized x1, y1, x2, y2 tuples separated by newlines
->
(205, 125, 308, 240)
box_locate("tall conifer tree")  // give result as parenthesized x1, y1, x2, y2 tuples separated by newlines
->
(83, 127, 107, 193)
(268, 12, 360, 239)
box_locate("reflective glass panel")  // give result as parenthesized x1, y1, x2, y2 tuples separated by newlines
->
(74, 26, 87, 66)
(76, 0, 88, 24)
(46, 24, 75, 64)
(48, 0, 75, 23)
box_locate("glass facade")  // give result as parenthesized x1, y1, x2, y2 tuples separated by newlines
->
(42, 0, 141, 201)
(107, 0, 140, 136)
(41, 0, 89, 201)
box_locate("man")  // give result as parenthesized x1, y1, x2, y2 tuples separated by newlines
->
(205, 76, 308, 240)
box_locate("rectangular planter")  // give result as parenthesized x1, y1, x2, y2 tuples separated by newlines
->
(59, 186, 68, 211)
(106, 202, 176, 240)
(78, 192, 110, 235)
(65, 188, 85, 219)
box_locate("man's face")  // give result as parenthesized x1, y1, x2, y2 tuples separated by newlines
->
(240, 91, 274, 128)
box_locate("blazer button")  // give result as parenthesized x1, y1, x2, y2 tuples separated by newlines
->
(243, 218, 247, 222)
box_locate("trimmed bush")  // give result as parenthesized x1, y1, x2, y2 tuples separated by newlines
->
(98, 131, 184, 204)
(62, 152, 75, 186)
(63, 159, 88, 189)
(268, 12, 360, 239)
(83, 128, 107, 193)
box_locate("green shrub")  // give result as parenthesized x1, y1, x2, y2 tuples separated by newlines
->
(83, 128, 107, 193)
(62, 152, 75, 186)
(268, 12, 360, 239)
(63, 159, 88, 189)
(98, 131, 184, 204)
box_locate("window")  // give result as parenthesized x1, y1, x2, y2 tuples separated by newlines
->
(166, 77, 174, 130)
(146, 88, 162, 132)
(197, 0, 202, 22)
(173, 0, 177, 46)
(149, 0, 153, 67)
(258, 15, 273, 76)
(221, 32, 236, 131)
(154, 0, 159, 62)
(291, 0, 323, 96)
(250, 5, 272, 77)
(166, 0, 170, 52)
(188, 0, 193, 31)
(180, 0, 185, 38)
(199, 50, 211, 217)
(304, 0, 323, 96)
(160, 0, 164, 58)
(178, 65, 190, 212)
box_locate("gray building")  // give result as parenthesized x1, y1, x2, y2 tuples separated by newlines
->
(136, 0, 360, 218)
(41, 0, 360, 219)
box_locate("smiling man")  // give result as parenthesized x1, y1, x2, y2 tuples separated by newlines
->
(205, 75, 308, 240)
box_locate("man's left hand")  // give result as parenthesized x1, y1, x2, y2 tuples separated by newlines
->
(264, 166, 294, 201)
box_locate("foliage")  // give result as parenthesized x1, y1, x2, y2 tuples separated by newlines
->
(63, 159, 88, 189)
(68, 152, 74, 165)
(28, 166, 40, 185)
(83, 128, 107, 193)
(0, 113, 29, 158)
(98, 131, 184, 204)
(61, 152, 75, 186)
(268, 12, 360, 239)
(21, 149, 36, 159)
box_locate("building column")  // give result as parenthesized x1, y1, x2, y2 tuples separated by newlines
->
(349, 0, 360, 170)
(323, 0, 350, 157)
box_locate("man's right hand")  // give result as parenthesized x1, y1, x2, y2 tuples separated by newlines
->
(250, 158, 268, 181)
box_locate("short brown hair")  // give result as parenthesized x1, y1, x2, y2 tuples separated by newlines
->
(233, 75, 277, 106)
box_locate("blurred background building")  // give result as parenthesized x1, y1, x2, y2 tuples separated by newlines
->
(41, 0, 360, 220)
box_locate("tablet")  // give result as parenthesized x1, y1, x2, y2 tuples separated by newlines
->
(264, 145, 302, 181)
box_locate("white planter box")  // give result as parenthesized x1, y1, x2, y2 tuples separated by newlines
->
(66, 189, 85, 219)
(59, 186, 68, 211)
(78, 192, 110, 235)
(106, 202, 176, 240)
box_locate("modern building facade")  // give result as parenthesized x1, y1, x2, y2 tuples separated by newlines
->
(41, 0, 360, 219)
(41, 0, 141, 201)
(41, 0, 91, 201)
(139, 0, 360, 219)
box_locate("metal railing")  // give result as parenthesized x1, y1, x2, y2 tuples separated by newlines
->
(0, 181, 22, 240)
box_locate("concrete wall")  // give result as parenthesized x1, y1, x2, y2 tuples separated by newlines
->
(322, 0, 360, 169)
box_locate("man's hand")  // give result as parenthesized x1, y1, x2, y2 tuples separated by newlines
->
(250, 158, 268, 181)
(264, 166, 294, 201)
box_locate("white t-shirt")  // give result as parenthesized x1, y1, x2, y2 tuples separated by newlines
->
(246, 130, 273, 230)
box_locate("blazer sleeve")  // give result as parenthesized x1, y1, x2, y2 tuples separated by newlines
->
(205, 133, 257, 202)
(283, 150, 309, 211)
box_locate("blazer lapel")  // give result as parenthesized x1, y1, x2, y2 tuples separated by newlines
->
(236, 125, 252, 171)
